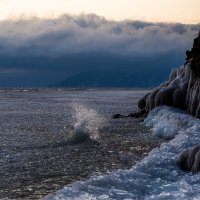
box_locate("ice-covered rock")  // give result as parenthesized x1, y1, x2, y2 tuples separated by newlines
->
(138, 32, 200, 118)
(177, 144, 200, 173)
(138, 32, 200, 173)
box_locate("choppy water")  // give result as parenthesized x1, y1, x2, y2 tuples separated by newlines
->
(44, 106, 200, 200)
(0, 89, 161, 199)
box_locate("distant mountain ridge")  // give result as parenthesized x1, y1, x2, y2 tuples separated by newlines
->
(51, 68, 171, 88)
(50, 52, 184, 88)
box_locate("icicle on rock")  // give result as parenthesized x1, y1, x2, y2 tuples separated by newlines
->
(138, 32, 200, 118)
(138, 32, 200, 173)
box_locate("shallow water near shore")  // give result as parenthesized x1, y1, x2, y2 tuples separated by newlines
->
(45, 106, 200, 200)
(0, 88, 162, 200)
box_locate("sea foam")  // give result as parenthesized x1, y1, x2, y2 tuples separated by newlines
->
(44, 106, 200, 200)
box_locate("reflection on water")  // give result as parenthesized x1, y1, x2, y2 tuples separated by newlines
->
(0, 89, 162, 199)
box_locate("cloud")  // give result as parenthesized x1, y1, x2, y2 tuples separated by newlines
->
(0, 14, 198, 56)
(0, 14, 199, 86)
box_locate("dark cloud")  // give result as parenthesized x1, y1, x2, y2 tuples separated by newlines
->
(0, 14, 199, 87)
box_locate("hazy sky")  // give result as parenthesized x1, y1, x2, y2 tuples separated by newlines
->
(0, 0, 200, 23)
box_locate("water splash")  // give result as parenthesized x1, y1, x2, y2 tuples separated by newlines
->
(70, 103, 105, 143)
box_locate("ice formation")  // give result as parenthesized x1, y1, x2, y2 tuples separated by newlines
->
(138, 32, 200, 172)
(138, 32, 200, 118)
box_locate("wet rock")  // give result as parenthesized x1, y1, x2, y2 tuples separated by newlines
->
(177, 144, 200, 173)
(113, 110, 148, 119)
(186, 50, 193, 61)
(129, 109, 148, 118)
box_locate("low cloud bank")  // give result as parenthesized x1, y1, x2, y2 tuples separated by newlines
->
(0, 14, 199, 87)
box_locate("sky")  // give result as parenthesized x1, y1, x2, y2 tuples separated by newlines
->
(0, 0, 200, 24)
(0, 0, 199, 87)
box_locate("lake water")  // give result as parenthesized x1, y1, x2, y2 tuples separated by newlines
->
(0, 89, 163, 199)
(45, 105, 200, 200)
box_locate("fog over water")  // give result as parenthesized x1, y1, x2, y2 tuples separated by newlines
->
(0, 15, 199, 87)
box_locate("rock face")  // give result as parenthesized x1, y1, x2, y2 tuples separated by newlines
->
(138, 32, 200, 118)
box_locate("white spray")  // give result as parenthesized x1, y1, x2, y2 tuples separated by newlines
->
(71, 103, 105, 143)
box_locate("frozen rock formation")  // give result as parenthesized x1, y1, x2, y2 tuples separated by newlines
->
(177, 144, 200, 173)
(137, 32, 200, 173)
(138, 32, 200, 118)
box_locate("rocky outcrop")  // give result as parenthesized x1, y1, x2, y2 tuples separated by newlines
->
(138, 32, 200, 118)
(137, 32, 200, 173)
(177, 144, 200, 173)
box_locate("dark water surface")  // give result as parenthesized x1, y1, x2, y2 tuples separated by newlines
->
(0, 89, 162, 199)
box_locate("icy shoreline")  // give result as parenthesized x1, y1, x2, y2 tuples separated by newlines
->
(44, 106, 200, 200)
